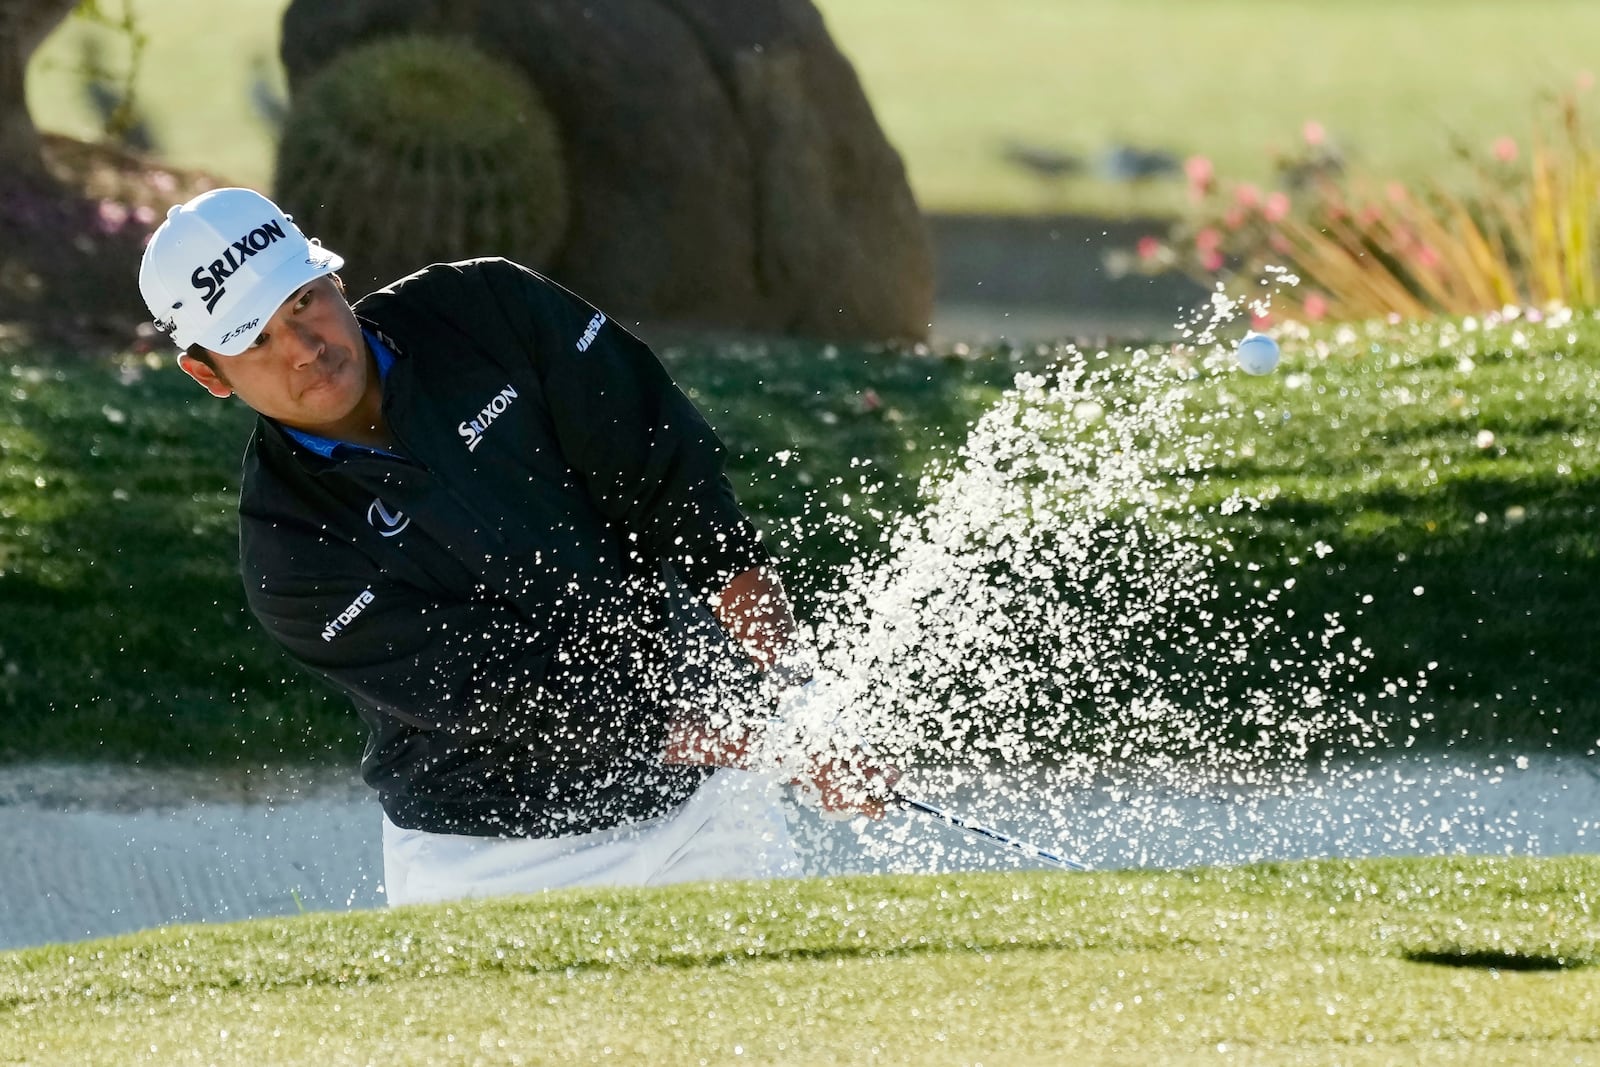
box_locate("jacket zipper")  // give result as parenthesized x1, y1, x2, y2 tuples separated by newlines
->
(366, 327, 506, 544)
(382, 414, 507, 548)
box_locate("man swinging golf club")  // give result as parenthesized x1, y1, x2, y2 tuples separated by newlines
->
(138, 187, 896, 905)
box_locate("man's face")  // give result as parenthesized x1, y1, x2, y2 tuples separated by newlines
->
(178, 276, 373, 435)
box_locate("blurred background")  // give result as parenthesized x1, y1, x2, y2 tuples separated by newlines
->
(4, 0, 1600, 951)
(15, 0, 1600, 347)
(5, 0, 1600, 763)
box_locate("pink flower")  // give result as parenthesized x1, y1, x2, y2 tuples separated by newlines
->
(1251, 309, 1274, 330)
(1195, 227, 1223, 253)
(1580, 70, 1596, 92)
(1136, 235, 1163, 261)
(1199, 248, 1224, 272)
(1268, 233, 1292, 255)
(132, 204, 157, 227)
(1185, 155, 1215, 199)
(859, 388, 883, 413)
(1263, 192, 1291, 222)
(1303, 120, 1326, 147)
(1358, 205, 1384, 227)
(1234, 183, 1262, 209)
(1415, 245, 1442, 270)
(1223, 206, 1247, 230)
(1492, 136, 1518, 163)
(148, 171, 178, 194)
(94, 199, 130, 235)
(1386, 181, 1409, 204)
(1302, 293, 1329, 321)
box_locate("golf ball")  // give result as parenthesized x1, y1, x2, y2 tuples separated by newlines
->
(1235, 333, 1280, 375)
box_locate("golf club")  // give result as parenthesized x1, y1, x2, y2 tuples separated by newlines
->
(897, 793, 1090, 872)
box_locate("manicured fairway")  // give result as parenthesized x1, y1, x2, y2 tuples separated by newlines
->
(816, 0, 1600, 214)
(2, 857, 1596, 1065)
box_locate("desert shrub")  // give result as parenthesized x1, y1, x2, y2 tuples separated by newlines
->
(1131, 84, 1600, 324)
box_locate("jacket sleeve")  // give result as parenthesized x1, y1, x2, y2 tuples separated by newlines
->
(242, 525, 552, 734)
(477, 260, 771, 597)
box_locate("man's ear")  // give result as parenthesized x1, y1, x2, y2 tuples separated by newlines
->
(178, 353, 233, 399)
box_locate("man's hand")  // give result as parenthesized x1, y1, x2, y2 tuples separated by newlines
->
(662, 711, 901, 820)
(795, 751, 901, 820)
(766, 677, 901, 818)
(711, 566, 801, 671)
(698, 565, 909, 814)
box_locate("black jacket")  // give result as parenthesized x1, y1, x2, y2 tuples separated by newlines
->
(238, 259, 769, 837)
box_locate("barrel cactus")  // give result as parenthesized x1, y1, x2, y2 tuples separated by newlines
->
(273, 35, 568, 295)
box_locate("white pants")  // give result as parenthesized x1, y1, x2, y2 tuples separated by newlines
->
(381, 769, 799, 906)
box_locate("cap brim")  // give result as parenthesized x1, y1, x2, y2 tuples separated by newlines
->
(203, 246, 346, 357)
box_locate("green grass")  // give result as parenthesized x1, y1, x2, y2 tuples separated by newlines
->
(25, 1, 1600, 216)
(2, 857, 1597, 1064)
(0, 357, 353, 764)
(3, 312, 1599, 766)
(1187, 315, 1600, 751)
(818, 0, 1600, 215)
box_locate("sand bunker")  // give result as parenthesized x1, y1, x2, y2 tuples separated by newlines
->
(2, 754, 1595, 952)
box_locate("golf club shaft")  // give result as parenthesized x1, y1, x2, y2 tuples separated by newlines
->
(897, 795, 1090, 872)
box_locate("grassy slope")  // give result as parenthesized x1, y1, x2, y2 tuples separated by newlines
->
(25, 1, 1600, 215)
(0, 358, 351, 764)
(677, 317, 1600, 755)
(1188, 315, 1600, 751)
(2, 313, 1599, 765)
(2, 857, 1596, 1065)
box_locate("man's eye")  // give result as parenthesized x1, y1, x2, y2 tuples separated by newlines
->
(296, 290, 314, 310)
(249, 333, 269, 349)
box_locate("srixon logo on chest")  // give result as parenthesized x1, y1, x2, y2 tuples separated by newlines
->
(459, 384, 519, 452)
(190, 218, 288, 313)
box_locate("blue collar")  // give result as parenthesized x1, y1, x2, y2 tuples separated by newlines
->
(280, 330, 396, 458)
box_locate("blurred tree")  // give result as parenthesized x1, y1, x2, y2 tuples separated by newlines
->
(1, 0, 77, 180)
(80, 33, 152, 151)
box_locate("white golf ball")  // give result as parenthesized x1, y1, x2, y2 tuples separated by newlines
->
(1235, 333, 1280, 375)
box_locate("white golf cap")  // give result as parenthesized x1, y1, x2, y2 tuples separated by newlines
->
(138, 187, 344, 357)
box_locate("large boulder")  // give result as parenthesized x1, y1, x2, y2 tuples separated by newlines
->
(279, 0, 933, 342)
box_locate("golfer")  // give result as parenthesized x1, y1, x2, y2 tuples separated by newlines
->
(138, 187, 891, 906)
